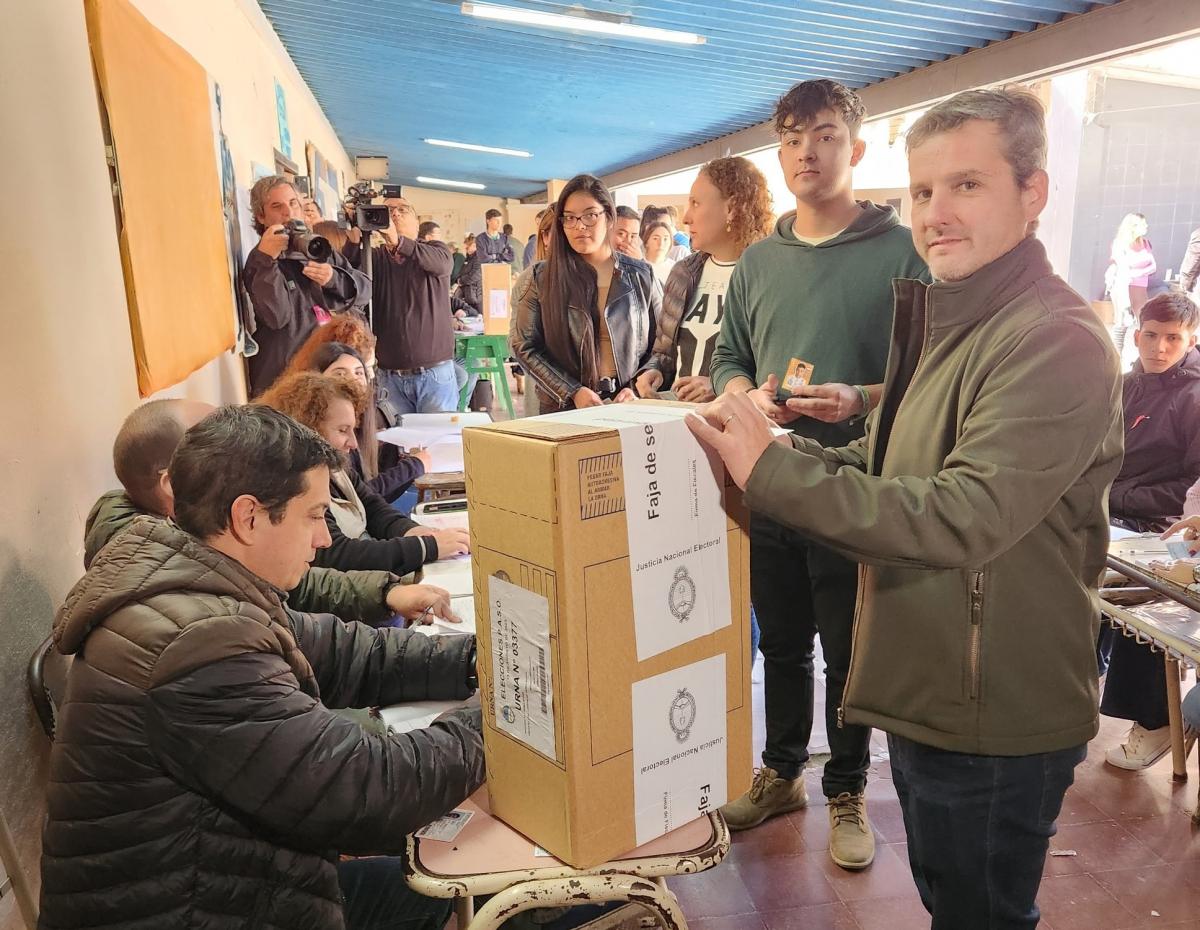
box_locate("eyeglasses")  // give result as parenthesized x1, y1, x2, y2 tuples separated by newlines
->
(387, 205, 414, 216)
(560, 210, 605, 229)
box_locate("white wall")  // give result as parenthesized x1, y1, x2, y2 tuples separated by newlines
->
(402, 186, 540, 246)
(0, 2, 356, 921)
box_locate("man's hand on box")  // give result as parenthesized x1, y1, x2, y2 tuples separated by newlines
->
(686, 390, 780, 490)
(785, 382, 862, 423)
(302, 261, 335, 287)
(635, 370, 663, 398)
(613, 387, 637, 403)
(435, 695, 483, 733)
(256, 224, 289, 260)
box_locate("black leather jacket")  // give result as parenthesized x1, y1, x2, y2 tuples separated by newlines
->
(509, 253, 661, 411)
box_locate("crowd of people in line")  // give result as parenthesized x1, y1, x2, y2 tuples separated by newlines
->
(36, 76, 1200, 930)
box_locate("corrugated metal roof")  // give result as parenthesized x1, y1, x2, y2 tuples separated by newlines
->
(257, 0, 1118, 197)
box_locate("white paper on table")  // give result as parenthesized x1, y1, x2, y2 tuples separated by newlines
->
(377, 412, 491, 450)
(415, 809, 473, 842)
(379, 699, 462, 734)
(420, 559, 474, 596)
(632, 654, 727, 846)
(414, 509, 469, 531)
(547, 405, 731, 661)
(426, 441, 465, 473)
(488, 576, 556, 761)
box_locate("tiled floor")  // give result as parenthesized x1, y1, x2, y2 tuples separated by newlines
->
(665, 664, 1200, 930)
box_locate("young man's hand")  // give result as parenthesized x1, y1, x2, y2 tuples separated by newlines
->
(385, 583, 459, 624)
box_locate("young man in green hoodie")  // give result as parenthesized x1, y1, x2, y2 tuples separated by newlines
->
(708, 79, 927, 870)
(690, 89, 1122, 930)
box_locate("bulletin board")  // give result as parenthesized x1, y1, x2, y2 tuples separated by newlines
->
(85, 0, 235, 396)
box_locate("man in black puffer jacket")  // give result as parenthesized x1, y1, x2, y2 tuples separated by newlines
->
(40, 405, 484, 930)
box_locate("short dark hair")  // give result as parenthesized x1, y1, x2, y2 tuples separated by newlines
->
(417, 220, 440, 240)
(639, 205, 670, 239)
(502, 223, 513, 235)
(615, 205, 641, 222)
(772, 79, 866, 138)
(1139, 292, 1200, 331)
(485, 208, 502, 220)
(113, 400, 194, 513)
(170, 405, 340, 540)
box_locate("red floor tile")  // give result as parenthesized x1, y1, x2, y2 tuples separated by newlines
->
(724, 814, 806, 867)
(759, 902, 860, 930)
(666, 862, 756, 920)
(847, 895, 931, 930)
(1122, 814, 1200, 863)
(688, 915, 768, 930)
(1044, 820, 1165, 876)
(738, 855, 840, 910)
(1092, 863, 1200, 924)
(1036, 873, 1139, 930)
(818, 841, 919, 903)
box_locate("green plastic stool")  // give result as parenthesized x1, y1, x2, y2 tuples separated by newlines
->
(457, 333, 515, 417)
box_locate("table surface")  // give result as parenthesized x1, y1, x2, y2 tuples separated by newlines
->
(414, 787, 717, 878)
(1105, 534, 1200, 664)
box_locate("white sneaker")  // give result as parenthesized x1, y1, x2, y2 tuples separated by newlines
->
(1105, 724, 1172, 770)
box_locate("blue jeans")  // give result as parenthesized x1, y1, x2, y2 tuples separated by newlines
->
(888, 734, 1086, 929)
(338, 856, 450, 930)
(377, 361, 459, 421)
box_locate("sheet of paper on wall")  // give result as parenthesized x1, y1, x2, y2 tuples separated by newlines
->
(377, 412, 491, 450)
(488, 289, 509, 319)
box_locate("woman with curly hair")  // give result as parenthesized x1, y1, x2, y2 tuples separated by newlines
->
(635, 157, 774, 403)
(279, 314, 428, 502)
(257, 372, 470, 577)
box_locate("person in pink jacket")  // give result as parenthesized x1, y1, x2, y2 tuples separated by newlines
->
(1106, 212, 1157, 357)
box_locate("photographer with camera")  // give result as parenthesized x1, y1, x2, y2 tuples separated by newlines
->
(243, 175, 370, 396)
(344, 194, 459, 419)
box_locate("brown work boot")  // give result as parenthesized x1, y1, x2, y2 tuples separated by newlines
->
(827, 792, 875, 870)
(720, 766, 808, 831)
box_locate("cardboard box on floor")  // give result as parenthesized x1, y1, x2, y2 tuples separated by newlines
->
(463, 401, 752, 868)
(481, 263, 511, 336)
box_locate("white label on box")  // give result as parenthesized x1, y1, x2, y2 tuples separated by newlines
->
(545, 405, 731, 660)
(488, 576, 556, 761)
(632, 654, 727, 846)
(415, 809, 473, 842)
(488, 289, 508, 319)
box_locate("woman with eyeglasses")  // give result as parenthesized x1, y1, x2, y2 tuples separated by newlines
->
(511, 174, 661, 413)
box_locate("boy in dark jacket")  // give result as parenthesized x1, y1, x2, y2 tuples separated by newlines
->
(1109, 291, 1200, 533)
(1103, 290, 1200, 771)
(41, 406, 483, 930)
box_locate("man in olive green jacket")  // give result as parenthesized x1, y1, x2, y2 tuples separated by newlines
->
(688, 90, 1123, 929)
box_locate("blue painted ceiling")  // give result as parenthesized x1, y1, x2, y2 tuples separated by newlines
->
(257, 0, 1117, 198)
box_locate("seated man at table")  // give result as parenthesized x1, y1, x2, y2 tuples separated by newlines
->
(40, 404, 484, 930)
(1102, 292, 1200, 769)
(89, 398, 454, 626)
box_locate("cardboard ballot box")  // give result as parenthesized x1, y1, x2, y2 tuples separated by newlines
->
(463, 401, 752, 868)
(481, 263, 512, 336)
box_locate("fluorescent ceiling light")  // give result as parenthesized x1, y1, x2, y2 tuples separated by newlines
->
(425, 138, 532, 158)
(416, 176, 487, 190)
(461, 2, 706, 45)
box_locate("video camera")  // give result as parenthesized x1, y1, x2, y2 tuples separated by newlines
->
(281, 219, 332, 262)
(344, 182, 404, 232)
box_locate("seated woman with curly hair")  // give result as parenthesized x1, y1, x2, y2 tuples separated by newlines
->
(278, 312, 429, 504)
(257, 372, 470, 576)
